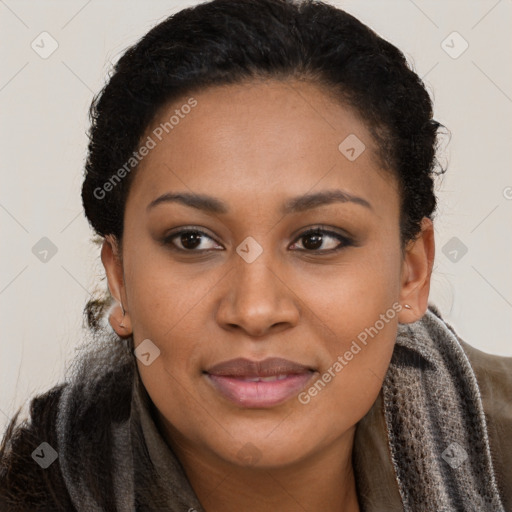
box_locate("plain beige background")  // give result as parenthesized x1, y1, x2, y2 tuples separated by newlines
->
(1, 0, 511, 435)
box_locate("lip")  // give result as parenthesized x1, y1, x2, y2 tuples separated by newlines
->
(205, 357, 315, 378)
(204, 357, 316, 408)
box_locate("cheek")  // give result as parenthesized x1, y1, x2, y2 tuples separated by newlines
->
(123, 259, 211, 408)
(125, 246, 218, 340)
(291, 235, 402, 332)
(292, 245, 401, 422)
(296, 300, 400, 445)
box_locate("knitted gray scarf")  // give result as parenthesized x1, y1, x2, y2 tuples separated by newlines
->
(54, 305, 506, 511)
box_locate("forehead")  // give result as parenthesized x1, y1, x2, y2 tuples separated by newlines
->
(127, 79, 398, 215)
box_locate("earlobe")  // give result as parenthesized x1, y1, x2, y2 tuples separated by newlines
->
(107, 300, 133, 338)
(398, 217, 435, 323)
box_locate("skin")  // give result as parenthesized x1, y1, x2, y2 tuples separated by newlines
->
(101, 78, 435, 512)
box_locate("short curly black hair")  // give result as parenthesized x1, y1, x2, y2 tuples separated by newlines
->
(81, 0, 445, 330)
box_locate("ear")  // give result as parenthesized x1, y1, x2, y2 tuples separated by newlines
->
(101, 235, 132, 337)
(398, 217, 435, 323)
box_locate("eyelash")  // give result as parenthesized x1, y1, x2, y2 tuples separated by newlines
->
(161, 226, 354, 254)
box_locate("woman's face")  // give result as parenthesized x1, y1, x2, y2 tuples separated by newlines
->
(103, 79, 433, 470)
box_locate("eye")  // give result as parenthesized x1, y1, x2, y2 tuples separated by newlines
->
(162, 228, 223, 252)
(161, 226, 353, 254)
(289, 227, 353, 253)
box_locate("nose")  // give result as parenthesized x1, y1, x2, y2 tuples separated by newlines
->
(216, 250, 300, 338)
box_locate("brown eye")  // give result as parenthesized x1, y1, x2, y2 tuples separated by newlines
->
(290, 228, 353, 253)
(162, 229, 222, 252)
(177, 231, 203, 250)
(301, 231, 324, 251)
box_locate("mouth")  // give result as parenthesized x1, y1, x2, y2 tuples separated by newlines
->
(203, 357, 317, 408)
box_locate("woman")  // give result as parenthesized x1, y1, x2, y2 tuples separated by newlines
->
(1, 0, 511, 510)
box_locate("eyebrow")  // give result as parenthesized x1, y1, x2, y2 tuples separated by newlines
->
(146, 189, 372, 215)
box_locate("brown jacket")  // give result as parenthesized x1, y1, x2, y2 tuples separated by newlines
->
(354, 337, 512, 511)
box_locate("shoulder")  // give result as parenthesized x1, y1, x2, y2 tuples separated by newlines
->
(426, 304, 512, 396)
(430, 305, 512, 509)
(459, 338, 512, 509)
(458, 336, 512, 405)
(0, 384, 76, 512)
(431, 305, 512, 412)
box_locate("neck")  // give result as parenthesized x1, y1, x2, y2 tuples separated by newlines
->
(161, 420, 360, 512)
